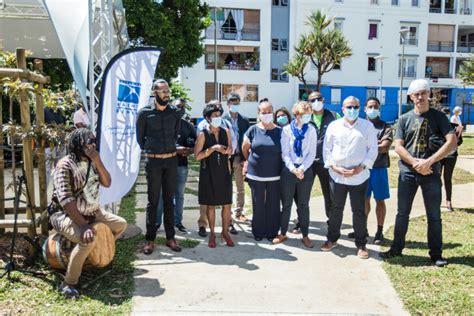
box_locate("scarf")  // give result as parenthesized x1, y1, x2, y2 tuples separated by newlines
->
(290, 119, 308, 157)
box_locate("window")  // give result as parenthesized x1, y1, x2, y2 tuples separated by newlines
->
(367, 88, 377, 99)
(368, 23, 378, 40)
(399, 57, 417, 78)
(272, 38, 279, 50)
(412, 0, 419, 6)
(331, 88, 341, 105)
(392, 0, 400, 5)
(280, 71, 288, 81)
(280, 39, 288, 51)
(205, 82, 217, 103)
(271, 68, 279, 81)
(400, 25, 419, 46)
(368, 57, 376, 71)
(370, 0, 379, 4)
(221, 84, 259, 102)
(273, 0, 279, 5)
(281, 0, 288, 6)
(334, 20, 343, 31)
(335, 0, 343, 2)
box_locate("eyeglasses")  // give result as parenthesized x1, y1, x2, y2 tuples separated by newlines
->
(345, 105, 360, 110)
(309, 97, 323, 102)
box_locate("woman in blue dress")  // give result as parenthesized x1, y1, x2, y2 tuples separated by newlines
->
(242, 101, 282, 241)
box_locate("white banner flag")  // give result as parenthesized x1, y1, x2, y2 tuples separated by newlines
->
(97, 48, 161, 205)
(42, 0, 89, 105)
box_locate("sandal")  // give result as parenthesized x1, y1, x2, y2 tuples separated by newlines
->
(60, 284, 80, 299)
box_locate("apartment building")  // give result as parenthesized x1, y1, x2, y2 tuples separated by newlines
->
(180, 0, 474, 123)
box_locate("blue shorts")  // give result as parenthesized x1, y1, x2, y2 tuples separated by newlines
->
(366, 167, 390, 201)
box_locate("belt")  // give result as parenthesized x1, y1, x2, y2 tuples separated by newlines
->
(144, 152, 177, 159)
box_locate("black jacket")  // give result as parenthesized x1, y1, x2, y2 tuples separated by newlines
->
(136, 104, 181, 154)
(177, 118, 197, 166)
(309, 109, 338, 163)
(222, 112, 250, 160)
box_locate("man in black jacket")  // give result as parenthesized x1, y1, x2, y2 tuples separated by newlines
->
(136, 79, 182, 254)
(222, 93, 250, 222)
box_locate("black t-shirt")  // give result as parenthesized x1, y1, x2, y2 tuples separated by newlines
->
(395, 107, 453, 173)
(371, 119, 393, 168)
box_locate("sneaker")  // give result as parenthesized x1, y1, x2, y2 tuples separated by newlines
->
(59, 284, 80, 299)
(175, 223, 188, 233)
(379, 249, 402, 260)
(292, 223, 301, 234)
(198, 227, 208, 237)
(357, 247, 369, 259)
(374, 232, 384, 245)
(229, 224, 238, 235)
(236, 214, 249, 222)
(431, 256, 448, 267)
(320, 241, 338, 252)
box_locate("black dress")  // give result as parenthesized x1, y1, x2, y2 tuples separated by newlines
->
(198, 127, 233, 206)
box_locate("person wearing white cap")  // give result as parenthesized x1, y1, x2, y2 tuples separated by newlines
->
(379, 79, 457, 267)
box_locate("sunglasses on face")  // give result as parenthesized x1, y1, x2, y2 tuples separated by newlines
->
(345, 105, 360, 110)
(309, 97, 323, 102)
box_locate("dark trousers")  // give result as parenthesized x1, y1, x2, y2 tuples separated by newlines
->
(311, 162, 332, 219)
(440, 157, 457, 201)
(391, 171, 442, 258)
(280, 167, 314, 237)
(248, 179, 281, 239)
(327, 178, 368, 248)
(145, 156, 178, 241)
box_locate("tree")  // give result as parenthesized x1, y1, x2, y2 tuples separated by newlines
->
(283, 40, 309, 92)
(123, 0, 210, 81)
(292, 10, 352, 92)
(458, 54, 474, 86)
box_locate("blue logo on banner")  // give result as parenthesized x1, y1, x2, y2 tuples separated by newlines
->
(116, 80, 142, 114)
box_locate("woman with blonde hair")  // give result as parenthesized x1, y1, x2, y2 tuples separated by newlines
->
(272, 101, 317, 248)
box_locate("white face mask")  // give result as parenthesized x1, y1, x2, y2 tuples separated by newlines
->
(210, 117, 222, 128)
(312, 100, 323, 112)
(260, 113, 274, 124)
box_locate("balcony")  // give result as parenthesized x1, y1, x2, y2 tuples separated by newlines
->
(425, 57, 452, 79)
(458, 26, 474, 53)
(205, 46, 260, 71)
(457, 41, 474, 53)
(428, 41, 454, 52)
(206, 8, 260, 42)
(429, 0, 441, 13)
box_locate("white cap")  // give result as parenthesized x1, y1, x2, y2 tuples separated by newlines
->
(407, 79, 430, 95)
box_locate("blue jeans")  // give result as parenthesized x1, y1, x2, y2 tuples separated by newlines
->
(156, 166, 189, 226)
(391, 171, 443, 258)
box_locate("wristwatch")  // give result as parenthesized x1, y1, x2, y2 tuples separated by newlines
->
(360, 164, 367, 170)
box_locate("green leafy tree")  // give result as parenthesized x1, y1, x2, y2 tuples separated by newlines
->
(457, 54, 474, 86)
(283, 40, 309, 92)
(123, 0, 210, 81)
(294, 10, 352, 92)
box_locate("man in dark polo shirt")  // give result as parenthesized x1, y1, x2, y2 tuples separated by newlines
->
(379, 79, 456, 267)
(136, 79, 182, 254)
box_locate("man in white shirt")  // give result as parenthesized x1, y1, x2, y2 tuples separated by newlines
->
(321, 96, 378, 259)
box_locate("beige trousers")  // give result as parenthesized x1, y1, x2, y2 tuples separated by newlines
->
(232, 156, 245, 214)
(55, 209, 127, 285)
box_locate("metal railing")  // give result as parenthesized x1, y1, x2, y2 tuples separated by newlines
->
(425, 72, 453, 79)
(399, 70, 417, 78)
(459, 7, 472, 15)
(205, 62, 260, 71)
(444, 7, 456, 14)
(457, 42, 474, 53)
(400, 38, 418, 46)
(429, 7, 442, 13)
(427, 41, 454, 52)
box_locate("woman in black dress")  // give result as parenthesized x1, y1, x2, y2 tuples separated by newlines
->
(195, 102, 234, 248)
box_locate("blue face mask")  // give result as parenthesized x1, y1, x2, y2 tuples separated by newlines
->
(230, 105, 239, 113)
(300, 114, 312, 124)
(277, 115, 289, 126)
(210, 117, 222, 128)
(345, 108, 359, 121)
(366, 108, 380, 120)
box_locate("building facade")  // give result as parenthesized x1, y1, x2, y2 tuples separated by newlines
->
(180, 0, 474, 123)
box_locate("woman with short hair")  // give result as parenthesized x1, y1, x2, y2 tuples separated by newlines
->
(274, 107, 292, 127)
(273, 101, 317, 248)
(194, 102, 234, 248)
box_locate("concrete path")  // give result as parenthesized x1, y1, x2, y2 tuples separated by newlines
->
(131, 162, 474, 315)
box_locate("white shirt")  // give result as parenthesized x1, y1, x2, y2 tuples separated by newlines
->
(73, 108, 90, 128)
(324, 118, 378, 185)
(281, 123, 317, 172)
(197, 118, 238, 152)
(450, 114, 461, 125)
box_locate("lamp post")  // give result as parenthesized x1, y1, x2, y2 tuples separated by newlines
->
(213, 6, 218, 99)
(374, 55, 387, 104)
(398, 29, 409, 119)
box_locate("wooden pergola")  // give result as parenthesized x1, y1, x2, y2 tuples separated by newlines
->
(0, 48, 51, 237)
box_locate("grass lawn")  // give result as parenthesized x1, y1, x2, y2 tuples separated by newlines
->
(459, 133, 474, 155)
(381, 208, 474, 314)
(0, 188, 141, 315)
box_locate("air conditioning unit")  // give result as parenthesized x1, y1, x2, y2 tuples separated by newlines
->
(280, 72, 288, 81)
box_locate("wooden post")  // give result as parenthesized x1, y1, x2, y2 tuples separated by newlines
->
(0, 93, 4, 236)
(16, 48, 36, 238)
(34, 59, 48, 235)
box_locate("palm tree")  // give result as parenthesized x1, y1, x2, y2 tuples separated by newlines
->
(283, 37, 310, 92)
